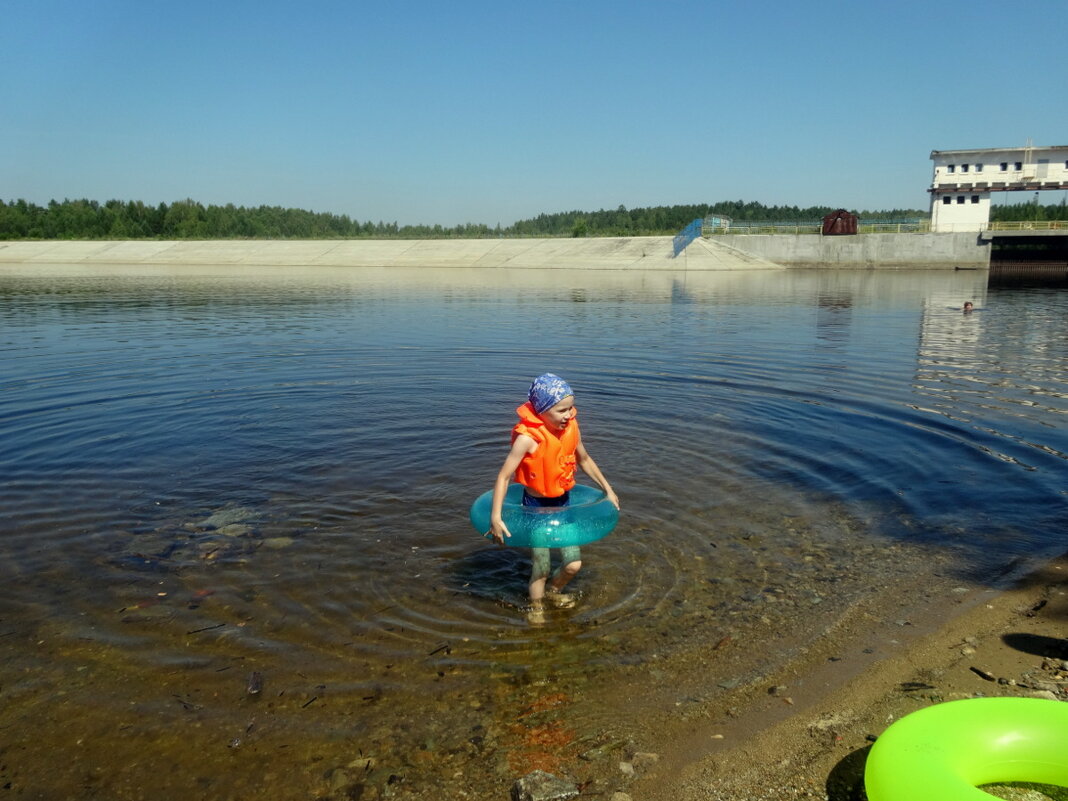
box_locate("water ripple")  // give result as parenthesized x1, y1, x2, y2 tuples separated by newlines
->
(1, 266, 1067, 681)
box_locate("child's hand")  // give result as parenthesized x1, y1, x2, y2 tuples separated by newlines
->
(606, 489, 620, 510)
(488, 518, 511, 545)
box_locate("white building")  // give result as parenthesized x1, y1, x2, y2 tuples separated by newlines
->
(929, 144, 1068, 232)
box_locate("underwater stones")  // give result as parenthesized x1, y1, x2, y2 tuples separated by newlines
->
(578, 737, 626, 762)
(262, 536, 295, 549)
(217, 524, 253, 538)
(132, 530, 180, 553)
(511, 770, 579, 801)
(107, 528, 188, 572)
(199, 505, 256, 530)
(629, 751, 659, 771)
(196, 540, 232, 561)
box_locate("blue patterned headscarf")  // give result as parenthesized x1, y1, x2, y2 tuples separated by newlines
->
(528, 373, 573, 413)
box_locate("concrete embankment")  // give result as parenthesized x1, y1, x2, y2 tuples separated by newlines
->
(0, 236, 782, 271)
(0, 233, 993, 270)
(719, 231, 990, 269)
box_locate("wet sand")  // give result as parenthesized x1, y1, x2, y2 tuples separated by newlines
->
(627, 553, 1068, 801)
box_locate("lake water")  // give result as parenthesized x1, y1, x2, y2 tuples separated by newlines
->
(1, 263, 1066, 799)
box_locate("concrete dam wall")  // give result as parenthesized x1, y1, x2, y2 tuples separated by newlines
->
(0, 236, 781, 271)
(0, 233, 990, 270)
(717, 231, 990, 269)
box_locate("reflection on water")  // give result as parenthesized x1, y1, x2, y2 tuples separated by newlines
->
(1, 264, 1066, 799)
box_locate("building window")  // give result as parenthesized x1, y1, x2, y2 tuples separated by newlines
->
(1015, 162, 1022, 170)
(943, 196, 952, 205)
(975, 163, 983, 172)
(947, 164, 955, 173)
(1001, 162, 1008, 171)
(961, 164, 969, 173)
(957, 196, 965, 204)
(971, 195, 980, 204)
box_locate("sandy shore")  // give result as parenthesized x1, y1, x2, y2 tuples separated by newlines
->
(627, 553, 1068, 801)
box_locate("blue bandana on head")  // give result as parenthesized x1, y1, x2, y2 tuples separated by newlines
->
(528, 373, 573, 414)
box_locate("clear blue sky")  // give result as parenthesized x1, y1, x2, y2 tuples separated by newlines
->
(3, 0, 1066, 226)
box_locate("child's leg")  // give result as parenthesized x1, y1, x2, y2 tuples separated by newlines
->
(528, 548, 552, 602)
(548, 546, 581, 592)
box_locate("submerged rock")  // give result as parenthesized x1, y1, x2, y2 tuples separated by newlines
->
(511, 770, 578, 801)
(263, 536, 295, 549)
(629, 751, 659, 771)
(199, 506, 256, 530)
(217, 523, 253, 538)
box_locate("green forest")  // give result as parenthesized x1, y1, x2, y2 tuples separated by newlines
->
(989, 201, 1068, 222)
(0, 196, 1063, 241)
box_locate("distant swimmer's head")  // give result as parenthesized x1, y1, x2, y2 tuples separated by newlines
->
(963, 301, 974, 312)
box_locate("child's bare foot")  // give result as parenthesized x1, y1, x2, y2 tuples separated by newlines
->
(544, 589, 576, 609)
(526, 602, 546, 626)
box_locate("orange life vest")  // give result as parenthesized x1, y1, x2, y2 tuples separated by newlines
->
(512, 401, 578, 498)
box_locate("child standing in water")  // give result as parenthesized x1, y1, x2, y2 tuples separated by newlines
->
(488, 374, 619, 622)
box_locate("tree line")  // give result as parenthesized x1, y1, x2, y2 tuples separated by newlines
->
(990, 200, 1068, 222)
(0, 199, 475, 240)
(515, 201, 931, 238)
(2, 195, 1060, 241)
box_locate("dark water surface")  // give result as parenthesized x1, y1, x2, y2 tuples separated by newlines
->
(1, 264, 1066, 799)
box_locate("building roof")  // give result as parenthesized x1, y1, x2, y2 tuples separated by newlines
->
(931, 145, 1068, 158)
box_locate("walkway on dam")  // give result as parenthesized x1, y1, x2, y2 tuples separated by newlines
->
(0, 236, 783, 271)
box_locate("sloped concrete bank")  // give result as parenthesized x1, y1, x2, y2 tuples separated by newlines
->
(717, 231, 990, 269)
(0, 234, 991, 270)
(0, 236, 782, 271)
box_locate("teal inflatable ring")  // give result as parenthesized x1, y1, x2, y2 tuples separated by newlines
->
(865, 697, 1068, 801)
(469, 483, 618, 548)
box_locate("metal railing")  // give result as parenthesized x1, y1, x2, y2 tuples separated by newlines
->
(707, 222, 821, 235)
(704, 220, 928, 235)
(987, 220, 1068, 231)
(857, 222, 929, 233)
(701, 219, 1068, 236)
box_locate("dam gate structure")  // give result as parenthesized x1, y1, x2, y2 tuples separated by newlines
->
(929, 143, 1068, 233)
(930, 143, 1068, 280)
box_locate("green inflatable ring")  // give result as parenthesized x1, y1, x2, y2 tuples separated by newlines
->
(865, 698, 1068, 801)
(469, 483, 618, 548)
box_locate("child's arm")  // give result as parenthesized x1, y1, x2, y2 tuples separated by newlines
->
(576, 437, 620, 509)
(488, 435, 535, 545)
